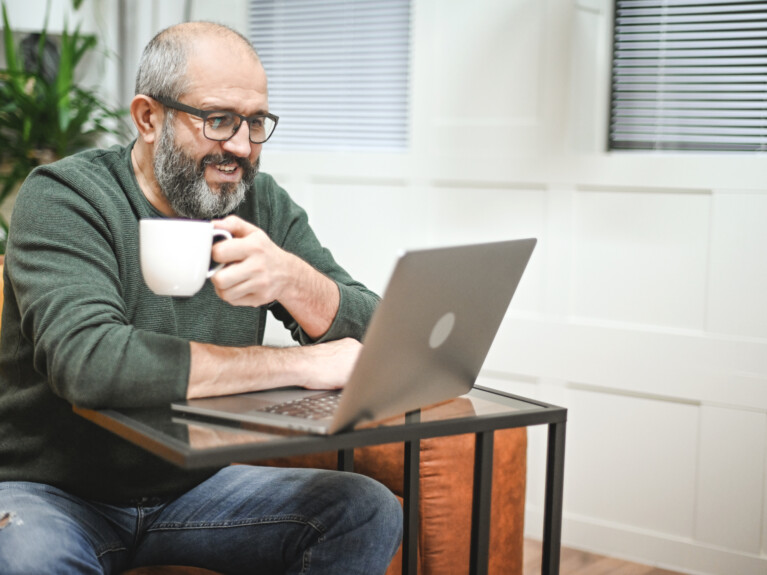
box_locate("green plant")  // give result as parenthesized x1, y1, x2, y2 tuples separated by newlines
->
(0, 0, 127, 252)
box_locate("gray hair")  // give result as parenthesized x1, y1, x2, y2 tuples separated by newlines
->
(134, 28, 188, 99)
(134, 22, 260, 99)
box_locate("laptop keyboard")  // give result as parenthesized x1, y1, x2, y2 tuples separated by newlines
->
(261, 391, 341, 420)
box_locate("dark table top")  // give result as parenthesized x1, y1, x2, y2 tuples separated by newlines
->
(74, 385, 567, 469)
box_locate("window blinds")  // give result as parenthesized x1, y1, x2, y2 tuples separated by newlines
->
(248, 0, 411, 151)
(610, 0, 767, 152)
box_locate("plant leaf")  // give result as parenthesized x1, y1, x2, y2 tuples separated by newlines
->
(56, 23, 74, 135)
(2, 3, 19, 75)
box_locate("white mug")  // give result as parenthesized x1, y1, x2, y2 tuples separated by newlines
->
(140, 219, 233, 297)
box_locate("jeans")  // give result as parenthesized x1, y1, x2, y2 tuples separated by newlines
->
(0, 465, 403, 574)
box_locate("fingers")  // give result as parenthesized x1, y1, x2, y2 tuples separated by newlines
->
(212, 274, 273, 308)
(211, 234, 259, 267)
(207, 217, 285, 307)
(211, 215, 254, 238)
(209, 251, 276, 306)
(210, 216, 268, 265)
(301, 338, 363, 390)
(210, 214, 274, 269)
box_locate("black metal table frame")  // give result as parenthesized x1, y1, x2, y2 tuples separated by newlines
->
(75, 385, 567, 575)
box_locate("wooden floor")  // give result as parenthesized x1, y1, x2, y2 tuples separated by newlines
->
(523, 539, 687, 575)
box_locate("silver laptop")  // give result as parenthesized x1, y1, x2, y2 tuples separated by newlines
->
(171, 238, 537, 434)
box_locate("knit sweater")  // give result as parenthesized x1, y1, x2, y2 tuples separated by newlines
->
(0, 142, 379, 503)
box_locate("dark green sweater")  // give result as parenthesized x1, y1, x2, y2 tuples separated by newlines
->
(0, 142, 378, 503)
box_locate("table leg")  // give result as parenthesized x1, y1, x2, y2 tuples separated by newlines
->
(337, 448, 354, 472)
(402, 409, 421, 575)
(542, 420, 566, 575)
(469, 430, 494, 575)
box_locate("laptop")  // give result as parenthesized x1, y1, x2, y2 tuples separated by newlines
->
(171, 238, 537, 434)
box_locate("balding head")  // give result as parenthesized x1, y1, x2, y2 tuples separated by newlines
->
(135, 22, 260, 100)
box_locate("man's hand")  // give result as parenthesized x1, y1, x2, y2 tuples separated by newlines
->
(210, 215, 340, 340)
(297, 338, 363, 390)
(209, 215, 294, 308)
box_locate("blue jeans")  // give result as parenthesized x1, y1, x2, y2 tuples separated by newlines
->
(0, 465, 402, 574)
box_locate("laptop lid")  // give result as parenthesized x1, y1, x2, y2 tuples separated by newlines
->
(172, 238, 537, 434)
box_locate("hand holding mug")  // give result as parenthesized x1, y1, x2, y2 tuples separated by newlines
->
(206, 215, 295, 308)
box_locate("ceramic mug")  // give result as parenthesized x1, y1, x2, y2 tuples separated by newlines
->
(140, 219, 233, 297)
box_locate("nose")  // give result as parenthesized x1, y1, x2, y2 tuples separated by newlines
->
(221, 120, 252, 157)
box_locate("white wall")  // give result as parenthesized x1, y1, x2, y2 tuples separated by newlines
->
(263, 1, 767, 574)
(4, 0, 766, 573)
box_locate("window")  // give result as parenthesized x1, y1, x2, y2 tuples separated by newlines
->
(609, 0, 767, 152)
(248, 0, 411, 151)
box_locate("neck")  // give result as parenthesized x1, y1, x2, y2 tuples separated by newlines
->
(131, 143, 176, 217)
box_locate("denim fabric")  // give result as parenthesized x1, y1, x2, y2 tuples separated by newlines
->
(0, 465, 402, 574)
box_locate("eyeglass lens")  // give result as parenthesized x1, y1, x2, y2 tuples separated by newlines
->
(203, 112, 276, 144)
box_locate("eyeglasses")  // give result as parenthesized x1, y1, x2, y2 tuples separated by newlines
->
(148, 94, 279, 144)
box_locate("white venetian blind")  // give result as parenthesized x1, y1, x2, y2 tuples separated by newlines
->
(248, 0, 411, 151)
(610, 0, 767, 152)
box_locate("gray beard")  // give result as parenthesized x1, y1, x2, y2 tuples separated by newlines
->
(152, 116, 258, 219)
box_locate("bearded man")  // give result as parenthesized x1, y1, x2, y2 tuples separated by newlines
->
(0, 21, 402, 575)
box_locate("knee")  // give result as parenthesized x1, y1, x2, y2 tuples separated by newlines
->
(338, 473, 403, 548)
(367, 475, 403, 534)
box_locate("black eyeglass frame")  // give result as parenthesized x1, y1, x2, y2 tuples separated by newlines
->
(148, 94, 279, 144)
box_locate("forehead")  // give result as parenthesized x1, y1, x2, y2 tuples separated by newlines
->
(183, 36, 268, 110)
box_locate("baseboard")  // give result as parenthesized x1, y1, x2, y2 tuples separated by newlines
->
(524, 506, 767, 575)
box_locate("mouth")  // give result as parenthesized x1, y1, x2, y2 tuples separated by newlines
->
(200, 153, 258, 191)
(215, 160, 238, 174)
(202, 156, 244, 184)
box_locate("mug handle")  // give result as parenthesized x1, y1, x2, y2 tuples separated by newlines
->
(207, 229, 233, 278)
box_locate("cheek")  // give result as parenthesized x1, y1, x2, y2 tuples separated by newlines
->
(174, 121, 217, 159)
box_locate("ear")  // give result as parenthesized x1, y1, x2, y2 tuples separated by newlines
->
(130, 95, 164, 145)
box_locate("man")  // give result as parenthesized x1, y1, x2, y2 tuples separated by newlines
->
(0, 21, 402, 574)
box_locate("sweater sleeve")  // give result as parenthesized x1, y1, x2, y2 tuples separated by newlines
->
(258, 176, 380, 345)
(6, 163, 190, 409)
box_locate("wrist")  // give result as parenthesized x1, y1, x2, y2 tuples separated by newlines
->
(275, 255, 340, 340)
